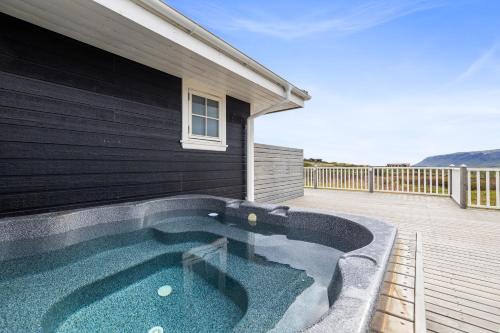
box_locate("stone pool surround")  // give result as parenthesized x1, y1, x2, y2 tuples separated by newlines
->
(0, 195, 396, 333)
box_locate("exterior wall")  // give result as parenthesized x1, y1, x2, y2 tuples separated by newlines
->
(254, 143, 304, 203)
(0, 13, 249, 217)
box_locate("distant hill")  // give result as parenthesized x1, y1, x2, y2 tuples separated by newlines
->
(303, 158, 362, 167)
(415, 149, 500, 167)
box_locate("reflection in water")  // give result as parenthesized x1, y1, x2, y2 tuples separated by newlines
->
(182, 237, 229, 296)
(248, 213, 257, 226)
(246, 232, 255, 261)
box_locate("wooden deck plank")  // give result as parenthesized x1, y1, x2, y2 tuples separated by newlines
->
(426, 311, 494, 333)
(424, 273, 500, 297)
(421, 246, 500, 263)
(372, 230, 421, 332)
(423, 264, 500, 285)
(422, 252, 500, 266)
(392, 248, 416, 259)
(426, 303, 500, 332)
(426, 319, 468, 333)
(414, 232, 426, 333)
(394, 244, 417, 252)
(425, 295, 500, 325)
(421, 240, 500, 252)
(371, 311, 414, 333)
(385, 271, 415, 288)
(397, 234, 417, 241)
(395, 239, 416, 245)
(382, 281, 415, 303)
(390, 255, 416, 267)
(425, 278, 500, 303)
(423, 253, 500, 270)
(422, 245, 500, 259)
(424, 268, 500, 291)
(388, 263, 416, 277)
(424, 282, 500, 309)
(423, 257, 500, 277)
(424, 289, 500, 317)
(422, 251, 500, 269)
(377, 295, 415, 321)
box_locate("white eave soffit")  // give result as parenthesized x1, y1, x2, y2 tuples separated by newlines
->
(97, 0, 310, 105)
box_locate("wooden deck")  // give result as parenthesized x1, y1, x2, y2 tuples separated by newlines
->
(283, 189, 500, 333)
(371, 231, 425, 333)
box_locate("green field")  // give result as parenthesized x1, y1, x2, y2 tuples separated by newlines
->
(468, 171, 499, 206)
(469, 190, 498, 206)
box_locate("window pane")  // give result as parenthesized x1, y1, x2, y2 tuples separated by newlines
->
(192, 95, 205, 116)
(192, 115, 205, 135)
(207, 118, 219, 137)
(207, 99, 219, 118)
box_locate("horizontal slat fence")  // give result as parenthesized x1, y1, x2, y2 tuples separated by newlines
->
(373, 167, 450, 196)
(467, 168, 500, 209)
(254, 143, 304, 203)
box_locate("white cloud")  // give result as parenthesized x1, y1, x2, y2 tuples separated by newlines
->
(446, 43, 500, 86)
(255, 87, 500, 165)
(185, 0, 450, 40)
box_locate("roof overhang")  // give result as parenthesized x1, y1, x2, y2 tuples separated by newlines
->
(0, 0, 310, 115)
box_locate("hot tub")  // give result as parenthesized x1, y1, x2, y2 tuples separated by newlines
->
(0, 195, 395, 333)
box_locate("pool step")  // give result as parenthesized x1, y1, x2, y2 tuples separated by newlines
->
(371, 232, 426, 333)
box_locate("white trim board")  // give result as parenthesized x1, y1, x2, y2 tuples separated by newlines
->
(181, 79, 227, 151)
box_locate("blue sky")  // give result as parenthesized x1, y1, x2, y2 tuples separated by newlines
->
(166, 0, 500, 165)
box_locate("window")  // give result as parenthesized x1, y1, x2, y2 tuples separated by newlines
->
(181, 83, 227, 151)
(191, 94, 220, 139)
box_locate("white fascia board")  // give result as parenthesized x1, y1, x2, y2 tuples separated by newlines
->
(287, 94, 304, 108)
(93, 0, 292, 102)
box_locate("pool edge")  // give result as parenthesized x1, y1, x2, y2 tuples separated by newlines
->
(0, 194, 396, 333)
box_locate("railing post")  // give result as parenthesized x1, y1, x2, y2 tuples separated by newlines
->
(368, 167, 374, 193)
(459, 164, 467, 209)
(313, 165, 318, 189)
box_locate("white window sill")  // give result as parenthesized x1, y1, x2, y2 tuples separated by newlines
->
(180, 139, 228, 151)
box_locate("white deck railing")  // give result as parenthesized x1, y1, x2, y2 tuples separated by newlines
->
(373, 167, 450, 196)
(304, 166, 499, 210)
(304, 167, 315, 188)
(310, 167, 371, 191)
(467, 168, 500, 209)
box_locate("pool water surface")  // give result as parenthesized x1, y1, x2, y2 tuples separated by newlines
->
(0, 210, 347, 333)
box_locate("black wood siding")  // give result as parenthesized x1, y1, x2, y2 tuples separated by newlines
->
(0, 13, 249, 217)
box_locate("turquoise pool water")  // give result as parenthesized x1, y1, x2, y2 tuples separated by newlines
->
(0, 211, 345, 333)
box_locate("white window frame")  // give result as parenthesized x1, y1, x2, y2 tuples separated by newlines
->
(181, 80, 227, 151)
(189, 90, 222, 141)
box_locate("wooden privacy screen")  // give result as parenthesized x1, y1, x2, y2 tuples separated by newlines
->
(254, 143, 304, 203)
